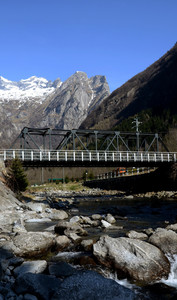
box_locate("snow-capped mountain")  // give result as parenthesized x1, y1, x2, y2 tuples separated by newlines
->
(0, 76, 61, 102)
(0, 72, 110, 147)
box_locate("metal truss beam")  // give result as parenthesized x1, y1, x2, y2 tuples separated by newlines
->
(9, 127, 169, 153)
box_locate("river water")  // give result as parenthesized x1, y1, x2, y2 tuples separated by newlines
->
(26, 195, 177, 299)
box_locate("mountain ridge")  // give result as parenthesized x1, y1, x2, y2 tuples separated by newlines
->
(80, 43, 177, 130)
(0, 72, 110, 147)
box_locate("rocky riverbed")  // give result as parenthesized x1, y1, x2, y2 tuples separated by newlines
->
(1, 181, 177, 299)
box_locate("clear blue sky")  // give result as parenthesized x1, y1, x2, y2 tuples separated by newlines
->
(0, 0, 177, 91)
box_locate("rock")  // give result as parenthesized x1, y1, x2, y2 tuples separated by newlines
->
(69, 216, 81, 223)
(126, 230, 148, 240)
(149, 228, 177, 255)
(13, 260, 47, 277)
(14, 273, 61, 300)
(143, 228, 154, 236)
(55, 221, 87, 236)
(81, 239, 94, 251)
(12, 232, 56, 258)
(24, 294, 38, 300)
(93, 235, 170, 283)
(54, 221, 69, 234)
(105, 214, 116, 224)
(12, 219, 26, 233)
(65, 232, 82, 243)
(166, 223, 177, 232)
(64, 224, 88, 237)
(52, 269, 137, 300)
(26, 202, 47, 213)
(47, 209, 68, 220)
(80, 216, 93, 225)
(55, 235, 71, 250)
(48, 262, 78, 277)
(91, 214, 102, 220)
(101, 220, 112, 228)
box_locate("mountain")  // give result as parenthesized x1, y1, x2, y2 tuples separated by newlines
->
(0, 72, 110, 147)
(29, 72, 109, 129)
(80, 43, 177, 131)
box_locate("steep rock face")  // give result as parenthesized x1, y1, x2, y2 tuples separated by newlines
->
(80, 43, 177, 130)
(29, 72, 110, 129)
(0, 72, 109, 147)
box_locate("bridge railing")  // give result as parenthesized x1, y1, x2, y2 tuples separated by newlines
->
(0, 149, 176, 163)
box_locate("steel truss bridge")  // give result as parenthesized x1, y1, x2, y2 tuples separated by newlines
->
(2, 127, 175, 167)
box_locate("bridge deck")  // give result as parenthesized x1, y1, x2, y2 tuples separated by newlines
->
(1, 149, 176, 167)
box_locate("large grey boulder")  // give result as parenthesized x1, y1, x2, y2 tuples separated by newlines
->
(149, 227, 177, 255)
(93, 235, 170, 283)
(12, 232, 56, 258)
(51, 270, 137, 300)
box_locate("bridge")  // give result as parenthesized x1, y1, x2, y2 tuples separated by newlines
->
(2, 127, 175, 167)
(1, 148, 177, 168)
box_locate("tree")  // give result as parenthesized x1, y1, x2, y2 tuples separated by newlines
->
(7, 158, 28, 193)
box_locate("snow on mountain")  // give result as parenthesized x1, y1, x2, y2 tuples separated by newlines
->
(0, 76, 62, 102)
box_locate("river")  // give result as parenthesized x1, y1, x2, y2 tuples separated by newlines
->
(26, 194, 177, 299)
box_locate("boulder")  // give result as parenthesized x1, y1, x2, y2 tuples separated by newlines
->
(149, 228, 177, 255)
(81, 239, 94, 251)
(47, 209, 68, 220)
(126, 230, 148, 240)
(13, 260, 47, 277)
(166, 223, 177, 232)
(48, 262, 78, 277)
(52, 270, 137, 300)
(14, 273, 61, 300)
(12, 232, 56, 258)
(91, 214, 102, 220)
(101, 220, 112, 228)
(55, 235, 71, 250)
(105, 214, 116, 224)
(93, 235, 170, 283)
(55, 221, 87, 236)
(25, 202, 47, 213)
(69, 216, 81, 223)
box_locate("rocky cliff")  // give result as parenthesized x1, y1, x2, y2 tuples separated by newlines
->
(0, 72, 109, 147)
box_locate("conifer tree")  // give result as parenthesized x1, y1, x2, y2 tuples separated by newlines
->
(7, 158, 28, 192)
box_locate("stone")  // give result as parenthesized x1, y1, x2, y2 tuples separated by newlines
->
(55, 235, 71, 250)
(12, 232, 56, 258)
(14, 273, 61, 300)
(149, 228, 177, 255)
(52, 270, 137, 300)
(24, 294, 38, 300)
(64, 224, 88, 236)
(126, 230, 148, 240)
(48, 262, 78, 277)
(69, 216, 81, 223)
(93, 235, 170, 283)
(26, 202, 47, 213)
(47, 209, 68, 220)
(166, 223, 177, 232)
(13, 260, 47, 277)
(81, 239, 94, 251)
(65, 232, 81, 242)
(91, 214, 102, 220)
(101, 220, 112, 228)
(105, 213, 116, 224)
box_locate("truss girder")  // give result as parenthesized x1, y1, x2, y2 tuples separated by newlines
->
(9, 127, 169, 153)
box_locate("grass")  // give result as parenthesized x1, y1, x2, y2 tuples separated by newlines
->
(26, 181, 91, 193)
